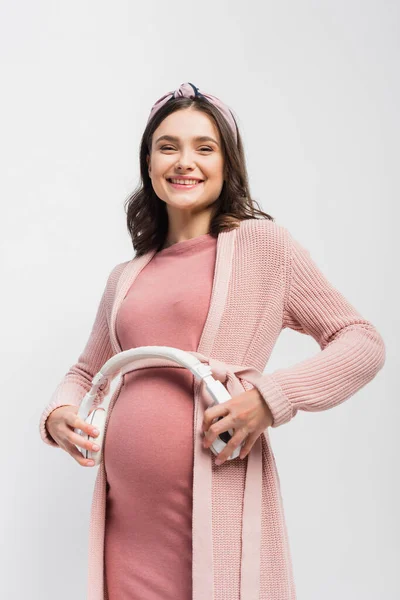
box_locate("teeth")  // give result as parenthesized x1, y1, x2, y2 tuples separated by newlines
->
(169, 179, 201, 185)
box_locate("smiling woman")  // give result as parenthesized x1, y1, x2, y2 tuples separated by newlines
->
(123, 82, 273, 257)
(39, 82, 386, 600)
(146, 108, 226, 243)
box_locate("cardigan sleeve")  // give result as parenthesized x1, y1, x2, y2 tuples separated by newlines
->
(255, 229, 386, 428)
(38, 264, 122, 447)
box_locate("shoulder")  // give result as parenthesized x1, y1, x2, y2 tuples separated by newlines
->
(107, 260, 131, 282)
(237, 217, 288, 238)
(102, 259, 131, 297)
(235, 218, 291, 262)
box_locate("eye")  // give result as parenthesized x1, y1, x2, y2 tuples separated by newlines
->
(159, 145, 213, 152)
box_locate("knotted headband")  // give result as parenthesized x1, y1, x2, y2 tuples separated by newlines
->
(147, 81, 238, 144)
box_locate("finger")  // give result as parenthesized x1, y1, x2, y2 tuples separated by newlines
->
(238, 433, 256, 459)
(67, 410, 101, 439)
(202, 403, 229, 433)
(67, 429, 101, 454)
(203, 414, 234, 447)
(215, 430, 248, 465)
(63, 439, 97, 467)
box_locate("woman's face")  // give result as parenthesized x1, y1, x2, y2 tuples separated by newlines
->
(147, 107, 224, 218)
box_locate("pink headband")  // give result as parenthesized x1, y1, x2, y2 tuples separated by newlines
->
(147, 82, 238, 144)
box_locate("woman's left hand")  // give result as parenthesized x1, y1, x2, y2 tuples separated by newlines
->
(201, 388, 274, 465)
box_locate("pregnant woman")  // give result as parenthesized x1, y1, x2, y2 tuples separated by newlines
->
(39, 82, 386, 600)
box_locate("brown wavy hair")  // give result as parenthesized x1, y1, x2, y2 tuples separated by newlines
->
(124, 95, 274, 257)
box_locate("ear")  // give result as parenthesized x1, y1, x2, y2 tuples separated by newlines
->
(146, 154, 151, 177)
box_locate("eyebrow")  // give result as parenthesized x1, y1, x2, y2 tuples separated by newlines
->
(155, 135, 219, 146)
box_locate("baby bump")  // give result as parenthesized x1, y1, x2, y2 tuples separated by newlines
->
(103, 366, 195, 498)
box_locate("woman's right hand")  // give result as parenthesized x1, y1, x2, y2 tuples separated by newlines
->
(45, 405, 100, 467)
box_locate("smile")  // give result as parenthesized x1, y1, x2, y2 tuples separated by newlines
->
(167, 179, 204, 190)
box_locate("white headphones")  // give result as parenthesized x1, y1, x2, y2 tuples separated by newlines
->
(74, 345, 244, 466)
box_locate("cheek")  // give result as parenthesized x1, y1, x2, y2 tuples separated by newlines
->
(151, 155, 173, 177)
(206, 157, 224, 180)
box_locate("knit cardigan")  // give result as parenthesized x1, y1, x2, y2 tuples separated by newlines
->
(39, 217, 386, 600)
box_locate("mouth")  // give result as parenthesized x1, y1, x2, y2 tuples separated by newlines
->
(166, 178, 205, 190)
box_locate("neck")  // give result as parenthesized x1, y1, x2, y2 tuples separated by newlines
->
(162, 212, 213, 249)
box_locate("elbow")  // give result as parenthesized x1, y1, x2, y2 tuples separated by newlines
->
(354, 324, 386, 382)
(329, 321, 386, 381)
(371, 328, 386, 374)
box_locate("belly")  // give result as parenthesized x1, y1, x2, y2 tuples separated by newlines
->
(103, 366, 194, 507)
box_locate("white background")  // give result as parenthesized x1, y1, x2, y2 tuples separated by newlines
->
(1, 1, 398, 598)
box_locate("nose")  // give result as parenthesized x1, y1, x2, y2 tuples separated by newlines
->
(175, 150, 197, 171)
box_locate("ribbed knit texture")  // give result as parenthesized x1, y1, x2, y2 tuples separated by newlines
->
(39, 218, 386, 600)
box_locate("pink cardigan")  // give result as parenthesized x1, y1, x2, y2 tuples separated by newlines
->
(39, 218, 386, 600)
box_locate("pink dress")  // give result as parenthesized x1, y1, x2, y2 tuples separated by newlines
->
(103, 233, 217, 600)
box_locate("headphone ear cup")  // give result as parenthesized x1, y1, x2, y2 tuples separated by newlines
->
(83, 407, 106, 466)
